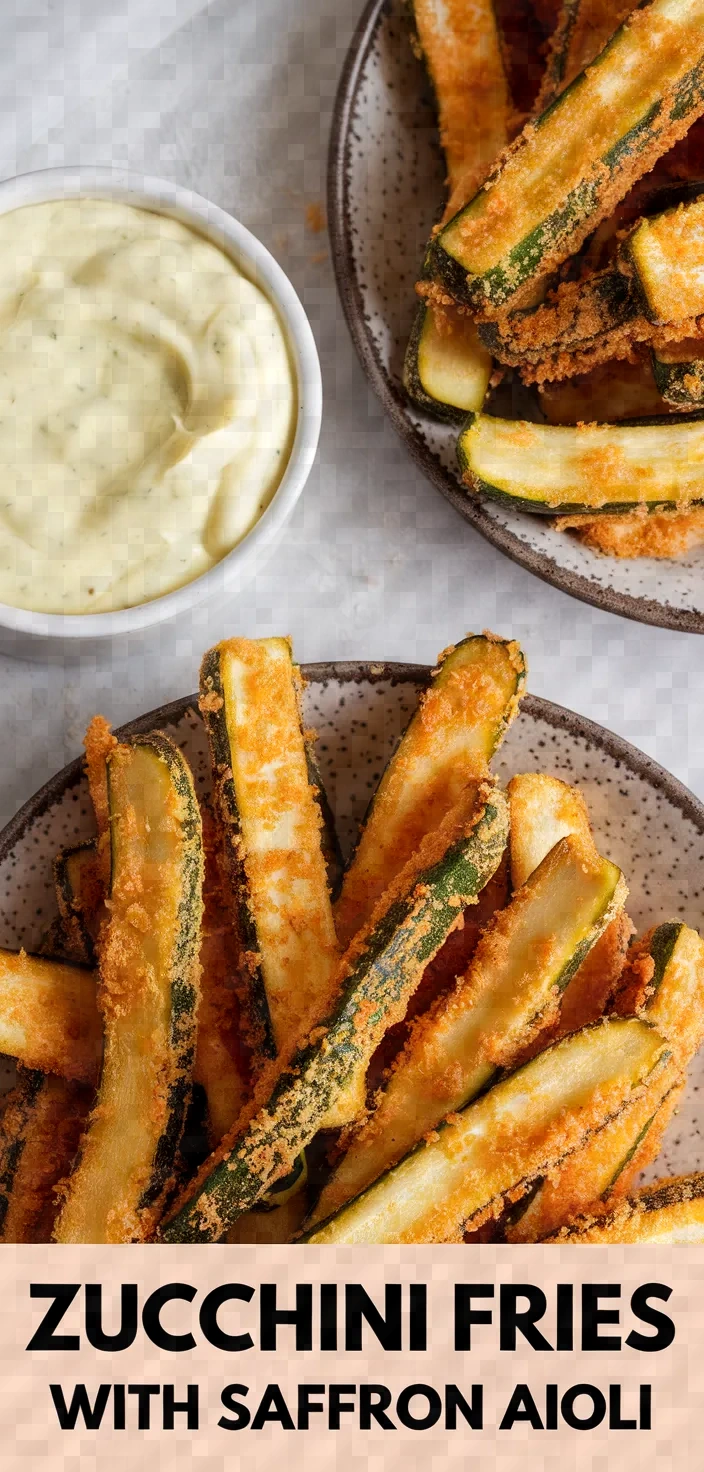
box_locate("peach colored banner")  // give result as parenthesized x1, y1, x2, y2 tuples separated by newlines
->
(1, 1245, 701, 1472)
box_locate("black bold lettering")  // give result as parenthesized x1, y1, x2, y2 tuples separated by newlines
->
(50, 1384, 110, 1430)
(200, 1284, 254, 1352)
(445, 1384, 483, 1430)
(297, 1384, 325, 1429)
(163, 1385, 199, 1430)
(328, 1385, 356, 1429)
(345, 1285, 401, 1352)
(499, 1385, 543, 1430)
(396, 1385, 442, 1430)
(582, 1284, 621, 1351)
(359, 1385, 395, 1430)
(626, 1284, 675, 1353)
(320, 1284, 337, 1351)
(556, 1284, 574, 1351)
(251, 1384, 295, 1430)
(142, 1284, 196, 1353)
(561, 1385, 606, 1431)
(128, 1385, 160, 1431)
(609, 1384, 637, 1430)
(409, 1285, 427, 1351)
(260, 1284, 312, 1351)
(218, 1384, 251, 1430)
(454, 1285, 494, 1350)
(85, 1284, 138, 1352)
(500, 1286, 552, 1351)
(27, 1285, 80, 1351)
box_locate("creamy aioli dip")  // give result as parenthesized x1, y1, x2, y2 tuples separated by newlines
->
(0, 198, 296, 613)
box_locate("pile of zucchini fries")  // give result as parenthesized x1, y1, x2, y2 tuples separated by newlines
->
(402, 0, 704, 548)
(0, 630, 703, 1244)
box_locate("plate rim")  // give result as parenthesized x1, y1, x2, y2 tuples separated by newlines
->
(327, 0, 704, 636)
(1, 661, 703, 878)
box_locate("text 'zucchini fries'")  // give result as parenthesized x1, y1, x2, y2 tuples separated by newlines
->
(0, 630, 701, 1243)
(400, 0, 704, 559)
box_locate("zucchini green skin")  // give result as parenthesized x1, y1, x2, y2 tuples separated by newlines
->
(432, 13, 704, 311)
(302, 1017, 667, 1245)
(53, 841, 99, 967)
(404, 304, 492, 423)
(457, 409, 704, 516)
(200, 645, 275, 1060)
(652, 349, 704, 407)
(161, 786, 509, 1243)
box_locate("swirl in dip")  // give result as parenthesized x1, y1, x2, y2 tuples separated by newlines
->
(0, 198, 295, 613)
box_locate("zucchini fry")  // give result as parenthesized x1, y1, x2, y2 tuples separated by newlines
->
(200, 637, 339, 1061)
(54, 733, 203, 1244)
(0, 950, 100, 1084)
(508, 771, 592, 890)
(536, 0, 637, 111)
(335, 633, 525, 947)
(403, 0, 510, 419)
(83, 715, 116, 889)
(508, 921, 704, 1241)
(551, 1171, 704, 1242)
(458, 412, 704, 516)
(432, 0, 704, 314)
(303, 1018, 667, 1244)
(161, 782, 509, 1243)
(310, 833, 626, 1228)
(0, 1070, 91, 1243)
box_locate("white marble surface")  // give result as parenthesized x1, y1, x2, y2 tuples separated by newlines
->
(0, 0, 701, 830)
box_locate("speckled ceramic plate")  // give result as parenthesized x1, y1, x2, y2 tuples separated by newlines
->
(329, 0, 704, 634)
(1, 662, 704, 1186)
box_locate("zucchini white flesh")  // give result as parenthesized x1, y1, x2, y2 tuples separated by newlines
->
(53, 841, 103, 967)
(200, 638, 338, 1060)
(458, 411, 704, 515)
(508, 772, 593, 890)
(652, 340, 704, 405)
(0, 949, 100, 1084)
(335, 633, 525, 947)
(433, 0, 704, 313)
(0, 1070, 91, 1244)
(303, 1018, 667, 1244)
(628, 193, 704, 323)
(508, 920, 704, 1241)
(161, 783, 509, 1243)
(54, 733, 203, 1244)
(404, 304, 493, 422)
(552, 1171, 704, 1242)
(310, 834, 627, 1228)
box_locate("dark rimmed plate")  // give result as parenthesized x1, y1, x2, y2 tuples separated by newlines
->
(328, 0, 704, 633)
(1, 660, 703, 1181)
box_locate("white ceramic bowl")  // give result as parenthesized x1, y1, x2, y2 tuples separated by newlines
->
(0, 166, 322, 656)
